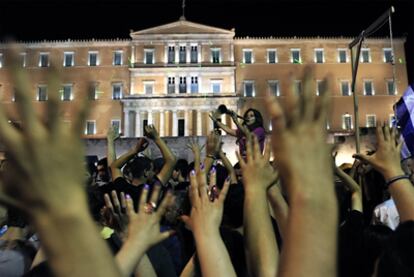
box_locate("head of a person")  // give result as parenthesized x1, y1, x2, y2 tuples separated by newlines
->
(172, 159, 189, 182)
(233, 162, 243, 183)
(96, 158, 110, 182)
(125, 156, 155, 182)
(243, 108, 263, 131)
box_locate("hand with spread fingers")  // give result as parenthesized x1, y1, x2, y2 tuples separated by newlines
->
(144, 124, 159, 140)
(180, 166, 236, 277)
(0, 52, 121, 277)
(264, 67, 338, 277)
(237, 135, 279, 277)
(103, 191, 129, 238)
(353, 124, 402, 179)
(237, 136, 278, 192)
(116, 184, 175, 276)
(186, 137, 204, 167)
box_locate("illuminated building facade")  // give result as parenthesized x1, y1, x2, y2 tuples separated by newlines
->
(0, 18, 408, 139)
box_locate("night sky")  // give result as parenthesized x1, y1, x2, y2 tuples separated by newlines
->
(0, 0, 413, 82)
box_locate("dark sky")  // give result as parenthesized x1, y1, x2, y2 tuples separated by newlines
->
(0, 0, 413, 82)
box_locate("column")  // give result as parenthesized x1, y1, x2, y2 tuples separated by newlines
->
(159, 110, 165, 137)
(164, 45, 168, 63)
(136, 111, 142, 137)
(184, 110, 190, 136)
(175, 44, 179, 64)
(208, 110, 214, 131)
(148, 110, 153, 125)
(124, 110, 130, 137)
(131, 45, 135, 64)
(197, 110, 202, 136)
(186, 43, 191, 64)
(172, 110, 178, 136)
(198, 44, 202, 63)
(187, 76, 191, 93)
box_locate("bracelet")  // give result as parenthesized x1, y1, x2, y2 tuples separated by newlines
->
(385, 175, 410, 188)
(206, 154, 216, 160)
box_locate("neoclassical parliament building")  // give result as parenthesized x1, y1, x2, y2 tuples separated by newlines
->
(0, 18, 408, 139)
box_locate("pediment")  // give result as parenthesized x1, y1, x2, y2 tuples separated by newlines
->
(130, 19, 235, 37)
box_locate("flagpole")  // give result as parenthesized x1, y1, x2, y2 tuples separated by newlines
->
(348, 6, 395, 154)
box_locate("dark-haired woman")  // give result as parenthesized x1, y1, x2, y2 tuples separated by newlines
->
(210, 108, 266, 157)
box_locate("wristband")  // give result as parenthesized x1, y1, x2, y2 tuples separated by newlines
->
(206, 154, 216, 160)
(385, 175, 410, 188)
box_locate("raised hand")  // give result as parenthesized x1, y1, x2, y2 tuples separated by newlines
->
(115, 185, 175, 276)
(144, 124, 159, 140)
(107, 125, 120, 142)
(134, 137, 149, 153)
(103, 191, 129, 238)
(353, 124, 402, 179)
(236, 135, 278, 192)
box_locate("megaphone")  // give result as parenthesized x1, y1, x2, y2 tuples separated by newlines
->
(217, 105, 244, 120)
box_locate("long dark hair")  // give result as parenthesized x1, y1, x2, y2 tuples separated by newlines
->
(243, 108, 264, 131)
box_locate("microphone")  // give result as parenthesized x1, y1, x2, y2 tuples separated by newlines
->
(217, 105, 244, 119)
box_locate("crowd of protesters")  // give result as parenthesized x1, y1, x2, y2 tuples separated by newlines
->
(0, 59, 414, 277)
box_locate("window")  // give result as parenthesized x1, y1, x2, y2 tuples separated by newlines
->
(39, 53, 49, 67)
(366, 114, 376, 127)
(179, 46, 186, 63)
(342, 114, 353, 130)
(144, 49, 154, 64)
(88, 51, 99, 66)
(316, 80, 323, 96)
(168, 46, 175, 64)
(113, 51, 123, 66)
(112, 83, 122, 99)
(63, 52, 74, 67)
(179, 77, 187, 93)
(168, 77, 175, 94)
(190, 46, 198, 63)
(243, 49, 253, 64)
(244, 81, 255, 97)
(387, 79, 397, 95)
(211, 48, 221, 63)
(363, 80, 374, 95)
(383, 48, 393, 63)
(111, 120, 121, 135)
(268, 80, 280, 96)
(20, 53, 27, 67)
(178, 119, 185, 137)
(61, 84, 73, 101)
(341, 81, 351, 96)
(361, 48, 371, 63)
(89, 83, 98, 100)
(295, 80, 302, 94)
(267, 49, 277, 64)
(85, 121, 96, 135)
(191, 76, 198, 93)
(144, 81, 154, 95)
(314, 49, 324, 63)
(291, 49, 301, 64)
(0, 53, 3, 68)
(338, 49, 348, 63)
(37, 86, 48, 101)
(211, 80, 222, 93)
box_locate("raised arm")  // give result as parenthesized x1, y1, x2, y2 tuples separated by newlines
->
(109, 138, 149, 180)
(203, 131, 222, 174)
(333, 152, 363, 212)
(0, 58, 121, 277)
(267, 181, 289, 240)
(209, 112, 237, 136)
(145, 124, 177, 185)
(218, 150, 237, 185)
(353, 124, 414, 222)
(107, 125, 120, 167)
(237, 137, 279, 277)
(181, 166, 235, 277)
(265, 68, 338, 277)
